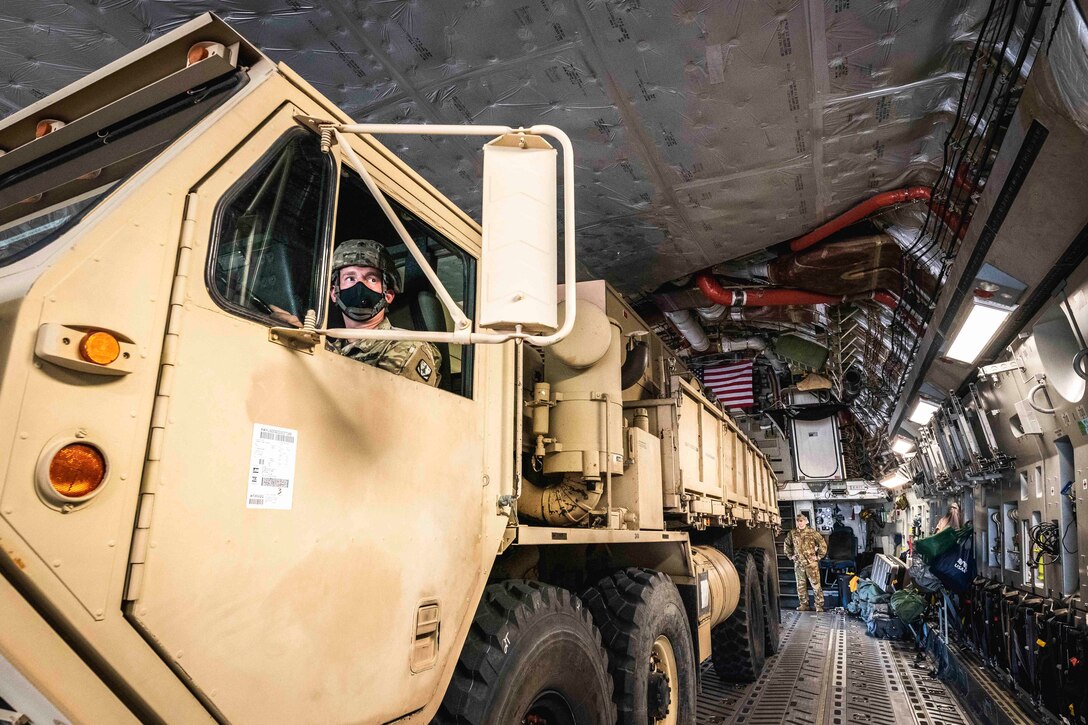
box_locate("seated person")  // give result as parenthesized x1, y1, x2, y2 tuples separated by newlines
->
(272, 238, 441, 387)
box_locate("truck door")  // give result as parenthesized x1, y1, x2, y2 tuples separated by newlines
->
(124, 105, 499, 723)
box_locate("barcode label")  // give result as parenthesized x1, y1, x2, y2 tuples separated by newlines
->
(247, 424, 297, 510)
(259, 429, 295, 444)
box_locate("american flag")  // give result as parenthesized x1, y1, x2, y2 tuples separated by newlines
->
(702, 359, 755, 408)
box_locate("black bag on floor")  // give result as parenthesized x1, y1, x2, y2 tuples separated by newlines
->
(930, 525, 976, 594)
(866, 613, 906, 640)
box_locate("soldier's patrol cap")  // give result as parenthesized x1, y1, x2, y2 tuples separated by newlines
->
(332, 239, 401, 293)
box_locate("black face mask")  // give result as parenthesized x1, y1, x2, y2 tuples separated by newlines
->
(335, 280, 387, 321)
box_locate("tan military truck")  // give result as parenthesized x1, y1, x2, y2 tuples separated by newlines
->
(0, 15, 780, 725)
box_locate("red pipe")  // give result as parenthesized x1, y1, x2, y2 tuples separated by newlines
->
(788, 186, 932, 253)
(696, 272, 926, 334)
(952, 162, 980, 196)
(696, 273, 840, 306)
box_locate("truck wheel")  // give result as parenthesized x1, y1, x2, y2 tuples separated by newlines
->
(710, 551, 766, 682)
(743, 547, 781, 654)
(433, 580, 615, 725)
(582, 568, 697, 725)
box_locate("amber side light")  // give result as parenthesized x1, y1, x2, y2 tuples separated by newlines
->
(78, 331, 121, 365)
(35, 119, 63, 138)
(187, 44, 210, 65)
(48, 443, 106, 498)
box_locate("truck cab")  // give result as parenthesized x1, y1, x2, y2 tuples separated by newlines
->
(0, 14, 779, 724)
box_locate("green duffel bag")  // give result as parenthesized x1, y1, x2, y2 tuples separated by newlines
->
(855, 579, 889, 604)
(890, 588, 926, 624)
(915, 524, 971, 563)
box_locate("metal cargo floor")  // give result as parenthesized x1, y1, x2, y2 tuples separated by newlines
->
(697, 610, 973, 725)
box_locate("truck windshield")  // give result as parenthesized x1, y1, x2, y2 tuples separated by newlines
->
(0, 69, 245, 268)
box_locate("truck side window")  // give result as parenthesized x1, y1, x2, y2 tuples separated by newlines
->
(333, 168, 476, 398)
(209, 130, 333, 325)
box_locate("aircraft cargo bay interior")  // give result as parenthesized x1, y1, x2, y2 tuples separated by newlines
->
(0, 2, 1087, 724)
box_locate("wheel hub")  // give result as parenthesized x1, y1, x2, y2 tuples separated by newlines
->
(647, 670, 671, 719)
(649, 634, 679, 723)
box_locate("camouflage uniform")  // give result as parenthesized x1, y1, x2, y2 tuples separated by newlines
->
(784, 526, 828, 610)
(328, 318, 442, 387)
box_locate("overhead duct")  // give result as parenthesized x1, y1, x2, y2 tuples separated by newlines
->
(664, 309, 710, 352)
(696, 304, 727, 322)
(773, 333, 829, 370)
(719, 336, 766, 353)
(727, 306, 822, 325)
(759, 234, 937, 300)
(718, 336, 789, 375)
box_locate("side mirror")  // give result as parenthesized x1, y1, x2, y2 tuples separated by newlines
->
(480, 133, 557, 334)
(301, 121, 574, 347)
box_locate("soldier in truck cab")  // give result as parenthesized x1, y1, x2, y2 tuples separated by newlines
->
(272, 239, 441, 387)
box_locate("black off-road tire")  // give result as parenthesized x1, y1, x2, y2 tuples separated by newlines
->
(743, 547, 782, 655)
(710, 550, 767, 682)
(433, 580, 615, 725)
(583, 568, 697, 724)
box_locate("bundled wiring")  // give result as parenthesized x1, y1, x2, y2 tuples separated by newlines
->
(1061, 480, 1077, 553)
(872, 0, 1049, 431)
(1028, 522, 1061, 566)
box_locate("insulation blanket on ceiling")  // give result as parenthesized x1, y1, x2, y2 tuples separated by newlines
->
(0, 0, 1053, 293)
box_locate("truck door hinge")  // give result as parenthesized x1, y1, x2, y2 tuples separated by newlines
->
(123, 493, 155, 601)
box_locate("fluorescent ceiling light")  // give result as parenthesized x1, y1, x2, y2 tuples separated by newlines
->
(945, 299, 1014, 364)
(908, 399, 940, 426)
(891, 437, 915, 455)
(880, 471, 910, 489)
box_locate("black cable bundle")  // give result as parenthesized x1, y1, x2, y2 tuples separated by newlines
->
(875, 0, 1050, 426)
(1028, 522, 1061, 566)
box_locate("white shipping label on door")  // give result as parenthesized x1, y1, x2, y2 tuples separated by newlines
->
(246, 424, 297, 510)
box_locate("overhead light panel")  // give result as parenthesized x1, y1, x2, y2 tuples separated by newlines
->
(908, 399, 939, 426)
(945, 299, 1014, 364)
(891, 437, 915, 456)
(879, 471, 910, 489)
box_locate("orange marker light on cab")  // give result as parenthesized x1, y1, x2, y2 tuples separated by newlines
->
(78, 331, 121, 365)
(48, 443, 106, 498)
(35, 119, 65, 138)
(187, 44, 210, 65)
(186, 41, 226, 67)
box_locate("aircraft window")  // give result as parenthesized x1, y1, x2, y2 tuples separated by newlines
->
(331, 166, 475, 398)
(208, 129, 333, 326)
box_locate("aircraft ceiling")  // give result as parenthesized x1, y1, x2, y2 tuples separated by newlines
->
(1, 0, 1004, 294)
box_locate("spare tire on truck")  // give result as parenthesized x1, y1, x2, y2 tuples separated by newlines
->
(583, 568, 697, 725)
(710, 550, 766, 682)
(433, 580, 615, 724)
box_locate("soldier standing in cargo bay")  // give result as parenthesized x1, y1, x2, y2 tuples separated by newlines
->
(784, 512, 828, 612)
